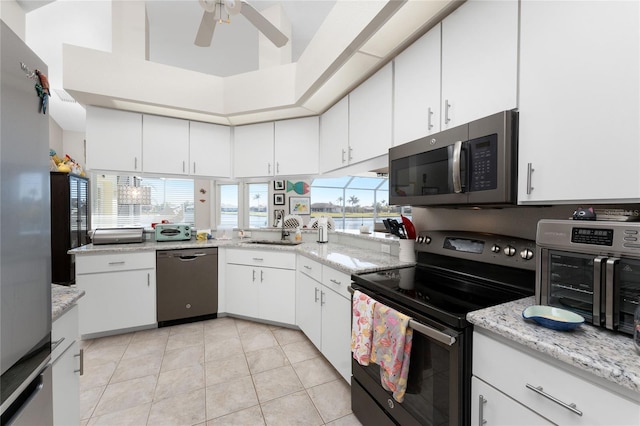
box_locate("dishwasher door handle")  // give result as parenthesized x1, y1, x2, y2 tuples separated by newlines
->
(178, 254, 206, 261)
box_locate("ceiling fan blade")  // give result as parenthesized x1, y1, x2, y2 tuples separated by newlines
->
(239, 1, 289, 48)
(195, 10, 217, 47)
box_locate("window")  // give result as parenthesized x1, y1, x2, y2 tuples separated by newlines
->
(219, 184, 238, 228)
(248, 183, 268, 228)
(310, 176, 411, 230)
(91, 174, 194, 228)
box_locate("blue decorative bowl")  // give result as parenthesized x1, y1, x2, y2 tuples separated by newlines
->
(522, 305, 585, 331)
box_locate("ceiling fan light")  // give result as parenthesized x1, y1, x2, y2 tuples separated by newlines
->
(199, 0, 216, 13)
(224, 0, 243, 16)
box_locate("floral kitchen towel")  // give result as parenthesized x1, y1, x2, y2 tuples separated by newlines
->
(370, 303, 413, 403)
(351, 290, 376, 365)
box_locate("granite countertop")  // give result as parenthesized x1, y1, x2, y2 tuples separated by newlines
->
(51, 284, 85, 321)
(467, 296, 640, 395)
(69, 237, 413, 275)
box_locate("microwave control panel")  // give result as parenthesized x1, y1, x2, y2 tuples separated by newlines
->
(468, 134, 498, 192)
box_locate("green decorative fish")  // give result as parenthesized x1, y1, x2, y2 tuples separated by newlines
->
(287, 181, 309, 194)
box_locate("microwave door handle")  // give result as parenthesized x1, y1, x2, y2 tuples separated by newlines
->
(452, 141, 463, 193)
(605, 257, 620, 329)
(593, 256, 606, 325)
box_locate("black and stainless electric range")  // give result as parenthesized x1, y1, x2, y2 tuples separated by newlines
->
(350, 230, 537, 426)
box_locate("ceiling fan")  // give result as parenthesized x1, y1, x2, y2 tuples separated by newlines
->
(195, 0, 289, 48)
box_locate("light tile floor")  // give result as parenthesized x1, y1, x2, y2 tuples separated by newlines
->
(79, 316, 363, 426)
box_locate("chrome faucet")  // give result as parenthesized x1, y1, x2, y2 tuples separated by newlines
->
(274, 209, 289, 240)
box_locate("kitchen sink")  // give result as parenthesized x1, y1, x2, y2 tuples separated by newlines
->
(242, 240, 302, 246)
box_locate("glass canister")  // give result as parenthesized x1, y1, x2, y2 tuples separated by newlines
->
(634, 303, 640, 354)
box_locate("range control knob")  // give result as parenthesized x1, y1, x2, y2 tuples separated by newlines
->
(491, 244, 501, 253)
(520, 249, 534, 260)
(425, 236, 431, 244)
(503, 245, 516, 257)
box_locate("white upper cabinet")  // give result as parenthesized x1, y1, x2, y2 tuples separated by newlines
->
(319, 96, 349, 173)
(274, 116, 319, 176)
(441, 0, 518, 129)
(189, 121, 231, 178)
(86, 106, 142, 172)
(518, 0, 640, 204)
(233, 122, 275, 178)
(393, 26, 442, 145)
(142, 114, 190, 175)
(349, 62, 393, 164)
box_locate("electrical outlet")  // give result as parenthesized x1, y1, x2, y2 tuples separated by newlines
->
(381, 244, 391, 254)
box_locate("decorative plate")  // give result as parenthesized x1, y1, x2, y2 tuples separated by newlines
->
(522, 305, 585, 331)
(283, 214, 303, 229)
(307, 217, 335, 230)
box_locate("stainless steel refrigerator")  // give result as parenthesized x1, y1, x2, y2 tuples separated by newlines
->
(0, 21, 53, 425)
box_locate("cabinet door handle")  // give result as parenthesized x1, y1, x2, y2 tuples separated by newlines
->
(320, 291, 326, 306)
(147, 273, 150, 287)
(276, 162, 280, 174)
(525, 384, 583, 416)
(74, 349, 84, 375)
(260, 270, 264, 283)
(51, 337, 65, 351)
(348, 146, 353, 161)
(526, 163, 534, 195)
(108, 261, 125, 266)
(252, 269, 256, 282)
(134, 157, 138, 170)
(304, 265, 312, 270)
(341, 149, 346, 164)
(314, 287, 319, 302)
(478, 394, 487, 425)
(428, 107, 434, 130)
(268, 163, 271, 174)
(193, 162, 196, 174)
(330, 278, 341, 286)
(253, 257, 264, 261)
(444, 99, 452, 124)
(183, 161, 185, 173)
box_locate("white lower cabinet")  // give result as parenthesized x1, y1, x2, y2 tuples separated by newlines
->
(76, 252, 156, 337)
(52, 305, 81, 426)
(225, 249, 296, 325)
(473, 331, 640, 425)
(471, 377, 552, 426)
(296, 256, 351, 382)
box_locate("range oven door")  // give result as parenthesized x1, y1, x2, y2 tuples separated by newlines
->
(350, 285, 467, 426)
(538, 249, 604, 325)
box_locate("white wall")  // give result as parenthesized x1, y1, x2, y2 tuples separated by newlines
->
(62, 131, 85, 168)
(0, 0, 25, 40)
(49, 119, 63, 157)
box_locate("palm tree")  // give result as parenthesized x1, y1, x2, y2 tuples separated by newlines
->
(336, 196, 344, 213)
(253, 193, 262, 211)
(348, 195, 360, 213)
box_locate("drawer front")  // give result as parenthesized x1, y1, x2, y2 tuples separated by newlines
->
(76, 252, 155, 274)
(322, 266, 351, 299)
(226, 249, 295, 270)
(52, 304, 78, 361)
(297, 256, 322, 282)
(473, 331, 640, 425)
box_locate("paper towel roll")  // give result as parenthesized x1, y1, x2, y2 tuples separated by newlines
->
(399, 239, 416, 262)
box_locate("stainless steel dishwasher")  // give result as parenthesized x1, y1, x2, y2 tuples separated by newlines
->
(156, 247, 218, 326)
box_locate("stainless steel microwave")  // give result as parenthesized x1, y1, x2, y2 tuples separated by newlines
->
(389, 110, 518, 206)
(536, 219, 640, 336)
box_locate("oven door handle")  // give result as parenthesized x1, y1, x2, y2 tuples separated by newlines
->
(348, 286, 457, 347)
(605, 257, 620, 329)
(409, 318, 457, 346)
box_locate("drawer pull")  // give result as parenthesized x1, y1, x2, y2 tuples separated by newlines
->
(74, 349, 84, 375)
(526, 384, 583, 416)
(329, 278, 342, 285)
(108, 261, 125, 266)
(479, 395, 487, 425)
(51, 337, 65, 351)
(252, 257, 264, 261)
